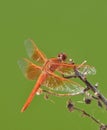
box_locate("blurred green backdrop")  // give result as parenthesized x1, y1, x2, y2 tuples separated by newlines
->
(0, 0, 107, 130)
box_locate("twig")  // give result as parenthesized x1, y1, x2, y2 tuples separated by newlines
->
(74, 107, 101, 125)
(67, 99, 107, 130)
(40, 89, 107, 129)
(63, 69, 107, 108)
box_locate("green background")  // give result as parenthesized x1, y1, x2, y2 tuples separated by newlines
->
(0, 0, 107, 130)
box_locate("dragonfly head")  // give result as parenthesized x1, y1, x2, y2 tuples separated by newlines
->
(57, 53, 67, 62)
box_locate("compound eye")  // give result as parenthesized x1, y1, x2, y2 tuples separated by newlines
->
(58, 53, 67, 61)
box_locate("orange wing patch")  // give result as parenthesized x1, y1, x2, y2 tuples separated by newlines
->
(18, 58, 42, 80)
(24, 39, 47, 64)
(43, 71, 84, 95)
(57, 63, 96, 76)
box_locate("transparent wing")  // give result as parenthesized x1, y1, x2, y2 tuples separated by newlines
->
(24, 39, 47, 64)
(18, 58, 42, 80)
(77, 65, 96, 76)
(57, 63, 76, 75)
(57, 63, 96, 76)
(43, 72, 84, 95)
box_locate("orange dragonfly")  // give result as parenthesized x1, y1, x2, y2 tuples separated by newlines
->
(18, 39, 95, 112)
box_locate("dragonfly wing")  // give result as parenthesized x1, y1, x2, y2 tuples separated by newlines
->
(18, 58, 42, 80)
(43, 72, 84, 95)
(77, 65, 96, 76)
(24, 39, 47, 64)
(57, 63, 96, 76)
(57, 63, 76, 76)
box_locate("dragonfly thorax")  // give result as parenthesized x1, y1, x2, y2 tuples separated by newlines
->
(43, 59, 60, 72)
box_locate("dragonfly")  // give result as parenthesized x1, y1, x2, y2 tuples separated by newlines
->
(18, 39, 95, 112)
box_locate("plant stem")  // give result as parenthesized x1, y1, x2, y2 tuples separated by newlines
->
(63, 69, 107, 108)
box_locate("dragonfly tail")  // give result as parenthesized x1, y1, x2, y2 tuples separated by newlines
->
(21, 73, 47, 112)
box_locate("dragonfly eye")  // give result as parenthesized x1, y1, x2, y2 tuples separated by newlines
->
(57, 53, 67, 61)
